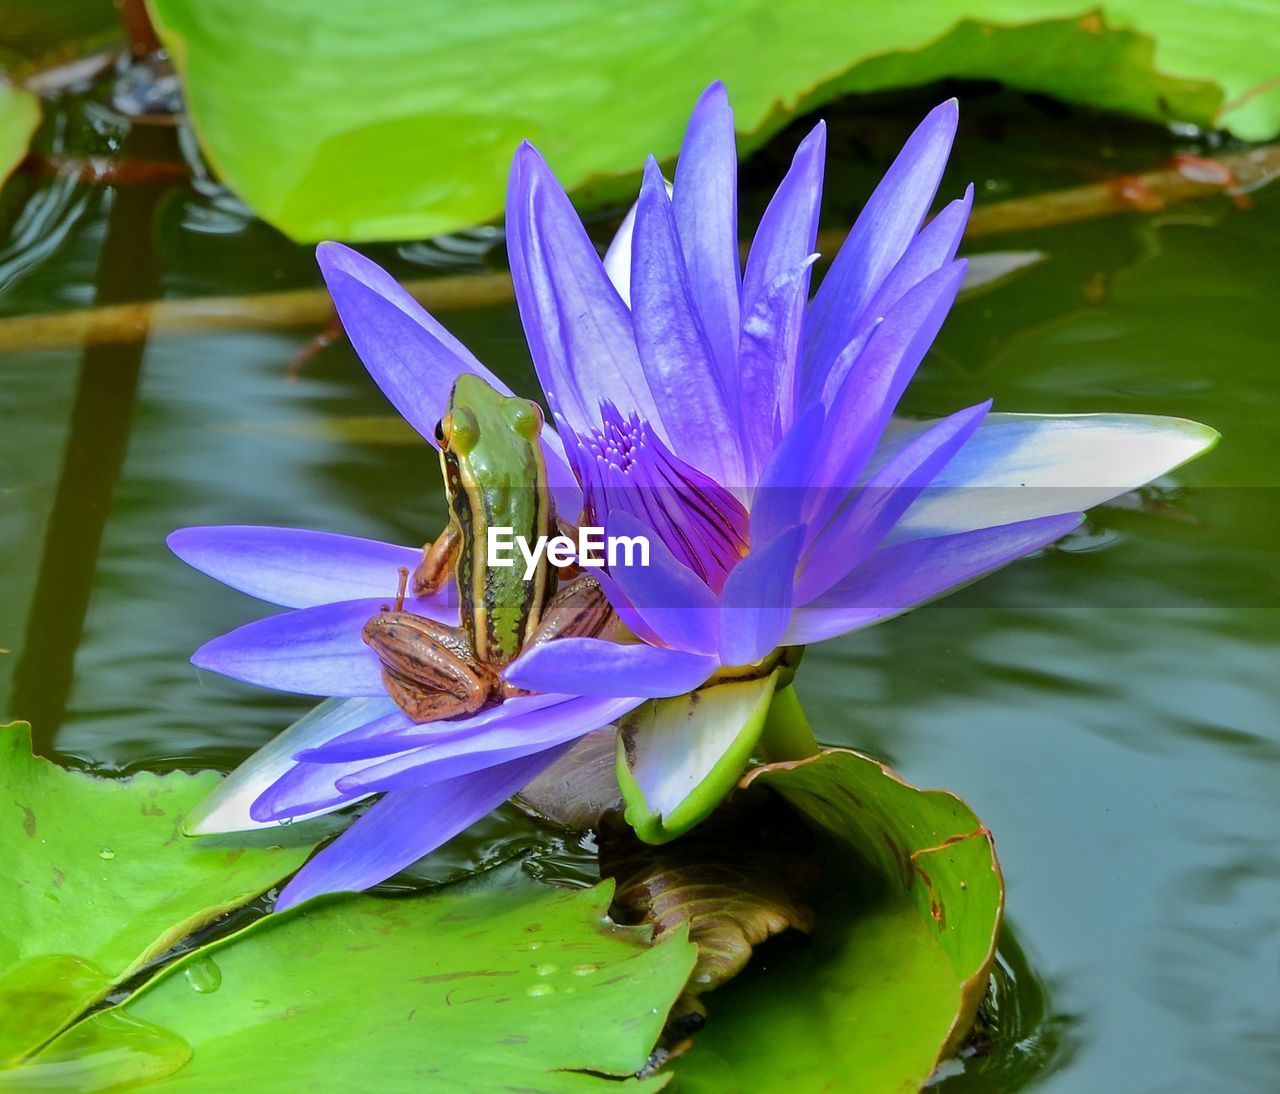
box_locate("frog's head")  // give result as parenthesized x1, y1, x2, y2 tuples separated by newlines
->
(436, 373, 543, 458)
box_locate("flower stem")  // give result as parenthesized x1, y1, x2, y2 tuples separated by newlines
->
(759, 686, 821, 762)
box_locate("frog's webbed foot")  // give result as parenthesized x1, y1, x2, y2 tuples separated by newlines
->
(412, 524, 461, 596)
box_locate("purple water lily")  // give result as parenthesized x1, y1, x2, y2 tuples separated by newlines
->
(174, 83, 1216, 905)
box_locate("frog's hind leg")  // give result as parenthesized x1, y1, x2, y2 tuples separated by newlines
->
(526, 575, 615, 645)
(412, 524, 461, 596)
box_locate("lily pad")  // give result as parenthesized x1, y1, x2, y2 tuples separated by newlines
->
(23, 867, 698, 1091)
(0, 723, 331, 1064)
(0, 84, 38, 187)
(672, 748, 1002, 1091)
(149, 0, 1278, 242)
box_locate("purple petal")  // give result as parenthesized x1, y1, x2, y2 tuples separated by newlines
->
(506, 143, 656, 440)
(604, 509, 720, 655)
(274, 746, 569, 910)
(870, 412, 1221, 545)
(796, 400, 990, 603)
(748, 403, 825, 545)
(737, 256, 820, 483)
(672, 81, 741, 378)
(632, 157, 741, 485)
(783, 512, 1083, 645)
(332, 695, 643, 796)
(168, 525, 452, 613)
(297, 693, 570, 763)
(250, 708, 417, 822)
(317, 242, 502, 441)
(191, 598, 418, 696)
(505, 638, 717, 698)
(857, 186, 973, 337)
(717, 526, 804, 666)
(741, 120, 825, 321)
(804, 100, 959, 390)
(807, 261, 968, 531)
(185, 697, 401, 834)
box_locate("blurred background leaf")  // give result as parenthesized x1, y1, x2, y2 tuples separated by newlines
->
(147, 0, 1280, 242)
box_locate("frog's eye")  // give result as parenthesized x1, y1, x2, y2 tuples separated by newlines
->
(513, 400, 544, 439)
(433, 418, 446, 445)
(448, 407, 480, 452)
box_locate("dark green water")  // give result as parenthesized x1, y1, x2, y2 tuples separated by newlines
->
(2, 89, 1277, 1090)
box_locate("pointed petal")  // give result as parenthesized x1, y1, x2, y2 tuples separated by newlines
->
(804, 100, 959, 389)
(168, 526, 451, 613)
(737, 256, 820, 481)
(605, 509, 720, 655)
(298, 692, 569, 763)
(784, 512, 1083, 645)
(507, 142, 656, 439)
(717, 526, 804, 666)
(191, 598, 411, 696)
(617, 670, 779, 844)
(749, 403, 825, 545)
(505, 638, 717, 698)
(877, 413, 1221, 544)
(249, 708, 417, 822)
(602, 198, 639, 304)
(741, 120, 825, 319)
(184, 697, 400, 834)
(317, 242, 503, 441)
(317, 242, 578, 506)
(332, 695, 642, 795)
(807, 260, 967, 532)
(797, 400, 990, 603)
(672, 81, 741, 374)
(858, 186, 972, 333)
(274, 747, 568, 910)
(632, 157, 740, 484)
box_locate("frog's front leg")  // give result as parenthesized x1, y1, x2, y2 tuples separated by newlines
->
(363, 609, 494, 723)
(411, 524, 461, 596)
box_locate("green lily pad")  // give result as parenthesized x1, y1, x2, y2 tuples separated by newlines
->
(149, 0, 1278, 242)
(22, 868, 698, 1091)
(0, 722, 331, 1064)
(0, 84, 38, 187)
(672, 748, 1002, 1091)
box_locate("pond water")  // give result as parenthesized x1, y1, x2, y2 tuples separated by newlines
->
(1, 87, 1277, 1090)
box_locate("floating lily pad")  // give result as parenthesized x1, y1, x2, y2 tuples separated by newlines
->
(23, 867, 698, 1091)
(149, 1, 1278, 241)
(0, 723, 331, 1064)
(672, 748, 1002, 1091)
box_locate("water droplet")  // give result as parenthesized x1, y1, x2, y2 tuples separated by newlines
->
(572, 963, 602, 976)
(99, 848, 115, 860)
(183, 957, 221, 994)
(526, 983, 555, 997)
(527, 940, 542, 951)
(534, 963, 559, 977)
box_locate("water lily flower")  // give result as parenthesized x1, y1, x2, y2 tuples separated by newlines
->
(173, 83, 1216, 902)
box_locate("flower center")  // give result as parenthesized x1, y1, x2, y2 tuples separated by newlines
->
(570, 402, 749, 592)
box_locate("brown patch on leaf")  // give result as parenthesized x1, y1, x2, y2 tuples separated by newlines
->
(599, 797, 819, 1024)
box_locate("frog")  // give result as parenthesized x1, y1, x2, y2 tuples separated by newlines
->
(362, 374, 613, 723)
